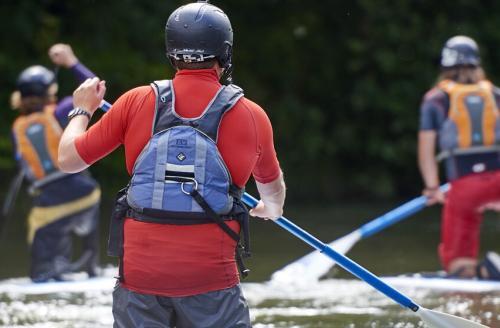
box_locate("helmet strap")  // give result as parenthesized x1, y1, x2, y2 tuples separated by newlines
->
(219, 63, 233, 85)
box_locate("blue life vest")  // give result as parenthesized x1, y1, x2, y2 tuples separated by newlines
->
(126, 80, 244, 221)
(109, 80, 250, 278)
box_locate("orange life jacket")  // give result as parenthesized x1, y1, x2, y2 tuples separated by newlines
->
(438, 79, 500, 154)
(12, 105, 62, 181)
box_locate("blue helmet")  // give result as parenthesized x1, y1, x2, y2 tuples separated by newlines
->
(165, 1, 233, 69)
(17, 65, 55, 97)
(440, 35, 480, 68)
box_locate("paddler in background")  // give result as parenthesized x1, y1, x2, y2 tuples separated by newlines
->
(9, 44, 101, 282)
(418, 35, 500, 280)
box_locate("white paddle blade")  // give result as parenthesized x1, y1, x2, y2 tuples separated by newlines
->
(417, 307, 489, 328)
(270, 230, 362, 285)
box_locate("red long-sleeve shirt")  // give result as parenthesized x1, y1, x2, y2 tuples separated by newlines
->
(75, 69, 281, 296)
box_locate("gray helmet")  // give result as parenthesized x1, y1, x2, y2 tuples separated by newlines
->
(17, 65, 55, 97)
(440, 35, 480, 68)
(165, 1, 233, 69)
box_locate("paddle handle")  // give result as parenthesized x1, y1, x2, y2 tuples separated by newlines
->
(358, 183, 450, 238)
(100, 100, 112, 111)
(242, 192, 420, 312)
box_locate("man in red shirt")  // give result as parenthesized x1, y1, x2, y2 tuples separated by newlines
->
(58, 2, 286, 327)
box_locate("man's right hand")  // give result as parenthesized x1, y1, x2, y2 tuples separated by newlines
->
(249, 172, 286, 220)
(422, 187, 445, 205)
(73, 78, 106, 115)
(249, 199, 283, 220)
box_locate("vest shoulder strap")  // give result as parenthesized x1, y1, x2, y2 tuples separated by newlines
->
(437, 79, 456, 93)
(438, 79, 494, 94)
(150, 79, 244, 141)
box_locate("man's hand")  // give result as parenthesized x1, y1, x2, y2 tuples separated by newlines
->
(73, 78, 106, 115)
(422, 187, 445, 205)
(249, 172, 286, 220)
(249, 199, 283, 220)
(48, 43, 78, 68)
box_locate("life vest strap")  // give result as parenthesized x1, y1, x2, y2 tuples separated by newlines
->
(436, 145, 500, 162)
(129, 208, 235, 225)
(190, 188, 250, 277)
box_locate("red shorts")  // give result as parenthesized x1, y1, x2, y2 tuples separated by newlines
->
(439, 170, 500, 270)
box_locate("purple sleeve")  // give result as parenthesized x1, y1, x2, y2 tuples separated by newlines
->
(54, 62, 96, 124)
(70, 62, 96, 83)
(55, 96, 74, 127)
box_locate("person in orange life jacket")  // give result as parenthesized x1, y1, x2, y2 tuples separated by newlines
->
(57, 2, 286, 327)
(10, 44, 101, 282)
(418, 35, 500, 280)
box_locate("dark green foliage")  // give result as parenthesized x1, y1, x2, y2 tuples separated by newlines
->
(2, 0, 500, 201)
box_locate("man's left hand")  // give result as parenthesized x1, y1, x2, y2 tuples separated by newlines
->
(73, 77, 106, 115)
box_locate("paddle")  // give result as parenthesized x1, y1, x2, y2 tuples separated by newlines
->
(242, 192, 487, 328)
(270, 184, 450, 283)
(0, 169, 25, 236)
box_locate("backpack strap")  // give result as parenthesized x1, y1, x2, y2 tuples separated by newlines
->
(437, 79, 456, 94)
(151, 80, 177, 135)
(189, 188, 251, 278)
(150, 80, 244, 141)
(196, 84, 244, 141)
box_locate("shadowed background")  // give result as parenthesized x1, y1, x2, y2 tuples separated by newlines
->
(0, 2, 499, 326)
(3, 0, 500, 202)
(0, 0, 499, 272)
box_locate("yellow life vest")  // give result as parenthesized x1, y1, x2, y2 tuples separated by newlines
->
(12, 105, 62, 181)
(438, 79, 500, 156)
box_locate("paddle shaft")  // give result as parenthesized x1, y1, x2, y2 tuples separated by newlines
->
(241, 192, 420, 312)
(100, 100, 112, 111)
(359, 183, 450, 238)
(0, 169, 25, 236)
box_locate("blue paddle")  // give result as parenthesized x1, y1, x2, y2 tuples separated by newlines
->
(241, 193, 486, 328)
(270, 184, 450, 283)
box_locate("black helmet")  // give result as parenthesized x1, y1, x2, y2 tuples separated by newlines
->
(165, 1, 233, 69)
(17, 65, 56, 97)
(440, 35, 480, 68)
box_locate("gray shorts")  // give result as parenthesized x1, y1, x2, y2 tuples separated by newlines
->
(112, 283, 251, 328)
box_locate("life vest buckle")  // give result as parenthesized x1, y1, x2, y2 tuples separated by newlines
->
(181, 178, 198, 195)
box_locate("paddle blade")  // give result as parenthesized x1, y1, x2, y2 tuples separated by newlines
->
(270, 230, 362, 284)
(2, 170, 24, 217)
(417, 307, 489, 328)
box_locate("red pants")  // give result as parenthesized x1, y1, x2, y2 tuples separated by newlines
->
(440, 170, 500, 270)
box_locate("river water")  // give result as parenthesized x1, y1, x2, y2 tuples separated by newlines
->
(0, 194, 498, 327)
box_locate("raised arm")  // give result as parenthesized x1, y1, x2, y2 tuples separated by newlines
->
(49, 43, 96, 82)
(58, 78, 106, 173)
(48, 44, 97, 124)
